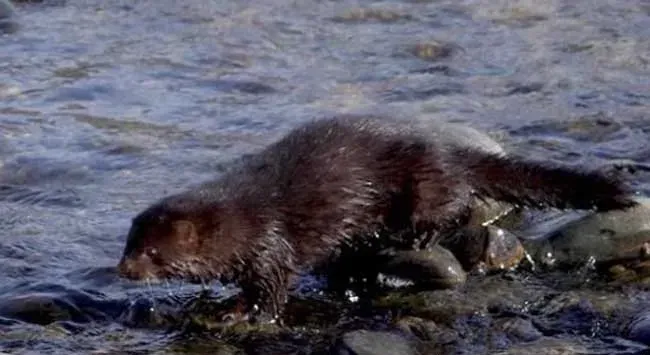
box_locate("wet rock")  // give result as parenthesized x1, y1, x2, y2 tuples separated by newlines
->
(523, 197, 650, 270)
(165, 338, 242, 355)
(394, 316, 463, 354)
(395, 316, 444, 342)
(505, 82, 544, 96)
(528, 292, 615, 338)
(377, 280, 650, 353)
(410, 64, 465, 77)
(0, 0, 14, 18)
(382, 82, 465, 102)
(336, 330, 418, 355)
(495, 317, 542, 342)
(120, 296, 182, 329)
(0, 156, 91, 186)
(374, 289, 482, 325)
(606, 255, 650, 285)
(438, 203, 524, 273)
(481, 226, 526, 272)
(410, 41, 455, 61)
(198, 79, 276, 95)
(624, 309, 650, 347)
(508, 112, 623, 143)
(0, 0, 18, 34)
(332, 8, 412, 23)
(474, 1, 550, 28)
(0, 284, 122, 326)
(0, 184, 83, 207)
(562, 42, 596, 54)
(490, 337, 640, 355)
(378, 246, 467, 289)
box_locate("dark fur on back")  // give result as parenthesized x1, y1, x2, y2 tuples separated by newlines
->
(117, 115, 636, 319)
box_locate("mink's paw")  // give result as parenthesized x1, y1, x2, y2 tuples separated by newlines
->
(219, 310, 250, 326)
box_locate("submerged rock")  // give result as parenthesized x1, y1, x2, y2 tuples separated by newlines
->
(0, 284, 123, 326)
(0, 0, 18, 34)
(495, 317, 542, 342)
(625, 309, 650, 346)
(490, 336, 648, 355)
(336, 330, 418, 355)
(0, 0, 14, 18)
(409, 41, 456, 61)
(332, 8, 413, 23)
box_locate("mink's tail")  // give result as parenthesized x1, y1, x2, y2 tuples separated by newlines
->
(453, 148, 637, 212)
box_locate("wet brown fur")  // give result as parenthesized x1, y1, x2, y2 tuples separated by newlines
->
(117, 115, 636, 319)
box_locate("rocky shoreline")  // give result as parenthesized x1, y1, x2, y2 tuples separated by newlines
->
(4, 120, 650, 354)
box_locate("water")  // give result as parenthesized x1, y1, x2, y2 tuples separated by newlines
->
(0, 0, 648, 353)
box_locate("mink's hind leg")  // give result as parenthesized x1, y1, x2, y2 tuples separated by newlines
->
(325, 161, 480, 294)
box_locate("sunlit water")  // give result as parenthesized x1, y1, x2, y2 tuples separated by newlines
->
(0, 0, 648, 353)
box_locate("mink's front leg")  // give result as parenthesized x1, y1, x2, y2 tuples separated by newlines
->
(214, 271, 292, 326)
(224, 232, 297, 324)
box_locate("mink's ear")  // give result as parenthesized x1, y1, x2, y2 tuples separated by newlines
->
(172, 220, 198, 248)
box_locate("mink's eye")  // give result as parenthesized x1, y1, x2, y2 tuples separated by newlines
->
(144, 247, 162, 263)
(145, 247, 158, 257)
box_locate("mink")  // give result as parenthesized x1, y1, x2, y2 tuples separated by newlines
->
(117, 115, 636, 320)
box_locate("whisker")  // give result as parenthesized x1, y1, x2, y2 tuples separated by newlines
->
(164, 280, 173, 297)
(145, 279, 158, 312)
(176, 279, 185, 294)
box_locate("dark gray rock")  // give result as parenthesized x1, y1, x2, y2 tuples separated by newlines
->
(378, 245, 466, 289)
(337, 330, 419, 355)
(523, 197, 650, 268)
(496, 317, 542, 342)
(0, 0, 14, 18)
(626, 309, 650, 345)
(0, 0, 18, 33)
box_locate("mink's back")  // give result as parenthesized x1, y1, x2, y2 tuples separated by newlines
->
(198, 116, 456, 264)
(181, 115, 635, 268)
(201, 115, 442, 204)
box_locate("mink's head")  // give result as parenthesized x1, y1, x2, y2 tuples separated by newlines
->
(117, 194, 245, 284)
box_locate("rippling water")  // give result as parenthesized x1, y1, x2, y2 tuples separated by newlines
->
(0, 0, 649, 353)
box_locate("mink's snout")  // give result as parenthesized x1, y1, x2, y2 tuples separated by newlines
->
(117, 254, 155, 281)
